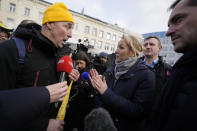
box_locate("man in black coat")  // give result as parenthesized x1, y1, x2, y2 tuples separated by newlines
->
(142, 36, 171, 100)
(147, 0, 197, 130)
(0, 2, 79, 131)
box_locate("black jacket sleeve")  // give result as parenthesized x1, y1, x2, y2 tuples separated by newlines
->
(0, 39, 18, 90)
(0, 87, 50, 130)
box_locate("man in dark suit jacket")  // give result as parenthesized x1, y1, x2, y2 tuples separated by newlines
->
(147, 0, 197, 131)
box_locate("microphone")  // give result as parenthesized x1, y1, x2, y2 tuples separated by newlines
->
(57, 56, 73, 82)
(84, 108, 118, 131)
(81, 72, 90, 81)
(55, 56, 73, 108)
(81, 72, 98, 98)
(56, 56, 74, 120)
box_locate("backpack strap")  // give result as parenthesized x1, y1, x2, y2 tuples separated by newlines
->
(12, 37, 26, 64)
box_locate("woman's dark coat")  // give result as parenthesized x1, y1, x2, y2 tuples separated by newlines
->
(101, 59, 155, 131)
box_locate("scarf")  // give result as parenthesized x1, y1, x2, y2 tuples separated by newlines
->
(114, 57, 137, 80)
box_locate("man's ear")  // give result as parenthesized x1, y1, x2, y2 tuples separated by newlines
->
(46, 22, 54, 30)
(159, 45, 163, 51)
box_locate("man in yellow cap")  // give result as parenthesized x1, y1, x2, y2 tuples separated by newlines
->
(0, 2, 79, 131)
(42, 2, 75, 48)
(0, 21, 13, 42)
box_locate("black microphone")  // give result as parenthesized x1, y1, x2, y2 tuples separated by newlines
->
(84, 108, 118, 131)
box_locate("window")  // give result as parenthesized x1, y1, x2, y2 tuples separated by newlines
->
(10, 3, 16, 13)
(97, 41, 102, 49)
(92, 28, 97, 37)
(170, 53, 175, 57)
(112, 34, 116, 42)
(164, 46, 168, 51)
(111, 44, 115, 52)
(118, 36, 122, 42)
(39, 12, 43, 20)
(74, 23, 78, 30)
(160, 39, 164, 45)
(90, 39, 96, 47)
(99, 30, 104, 38)
(106, 33, 111, 40)
(169, 46, 172, 51)
(0, 0, 2, 8)
(6, 18, 14, 29)
(83, 37, 88, 42)
(24, 8, 30, 16)
(105, 43, 110, 51)
(84, 26, 90, 34)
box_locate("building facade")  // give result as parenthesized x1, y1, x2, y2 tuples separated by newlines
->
(0, 0, 49, 28)
(143, 31, 182, 65)
(0, 0, 142, 54)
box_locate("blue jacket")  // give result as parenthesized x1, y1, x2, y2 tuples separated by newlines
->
(101, 59, 155, 131)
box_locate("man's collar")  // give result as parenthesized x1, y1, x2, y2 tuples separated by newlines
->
(144, 57, 159, 68)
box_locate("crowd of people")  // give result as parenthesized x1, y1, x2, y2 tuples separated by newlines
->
(0, 0, 197, 131)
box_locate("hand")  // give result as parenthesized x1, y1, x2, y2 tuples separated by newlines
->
(46, 81, 68, 103)
(89, 69, 108, 95)
(47, 119, 64, 131)
(69, 69, 80, 82)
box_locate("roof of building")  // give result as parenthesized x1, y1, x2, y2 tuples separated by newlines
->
(39, 0, 128, 33)
(39, 0, 52, 5)
(143, 31, 166, 39)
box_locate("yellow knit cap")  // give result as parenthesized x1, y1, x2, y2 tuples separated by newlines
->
(42, 2, 74, 25)
(0, 21, 13, 32)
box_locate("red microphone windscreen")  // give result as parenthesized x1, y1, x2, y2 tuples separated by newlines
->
(57, 56, 73, 74)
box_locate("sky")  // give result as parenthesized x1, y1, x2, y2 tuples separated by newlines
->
(46, 0, 175, 34)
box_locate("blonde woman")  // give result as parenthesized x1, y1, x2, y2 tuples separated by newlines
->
(89, 34, 155, 131)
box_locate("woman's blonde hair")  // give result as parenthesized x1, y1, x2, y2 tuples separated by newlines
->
(122, 34, 144, 57)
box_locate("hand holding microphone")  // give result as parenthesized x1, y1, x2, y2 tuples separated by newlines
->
(81, 71, 99, 98)
(46, 81, 68, 103)
(81, 72, 91, 89)
(69, 69, 80, 82)
(56, 56, 75, 120)
(57, 55, 80, 82)
(57, 56, 73, 82)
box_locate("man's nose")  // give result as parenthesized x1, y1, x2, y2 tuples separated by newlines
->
(67, 29, 72, 38)
(166, 26, 175, 37)
(145, 44, 150, 48)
